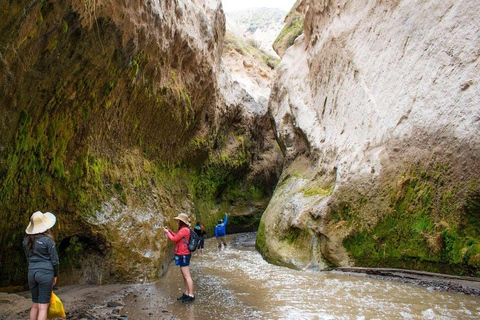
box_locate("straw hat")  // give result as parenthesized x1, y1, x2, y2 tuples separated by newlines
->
(25, 211, 56, 234)
(173, 213, 190, 227)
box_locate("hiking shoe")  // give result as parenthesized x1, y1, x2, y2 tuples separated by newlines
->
(177, 293, 188, 301)
(182, 295, 195, 303)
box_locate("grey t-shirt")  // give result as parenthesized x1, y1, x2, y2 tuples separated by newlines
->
(23, 235, 59, 276)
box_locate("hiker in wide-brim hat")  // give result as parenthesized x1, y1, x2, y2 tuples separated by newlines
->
(163, 213, 195, 303)
(25, 211, 56, 235)
(23, 211, 60, 319)
(173, 213, 191, 227)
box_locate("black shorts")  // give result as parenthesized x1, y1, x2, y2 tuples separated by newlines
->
(197, 239, 205, 249)
(28, 269, 54, 304)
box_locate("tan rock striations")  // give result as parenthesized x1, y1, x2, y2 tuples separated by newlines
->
(260, 0, 480, 276)
(0, 0, 280, 287)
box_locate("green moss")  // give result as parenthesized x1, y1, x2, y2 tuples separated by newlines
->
(62, 20, 68, 34)
(188, 140, 251, 200)
(280, 227, 309, 245)
(342, 166, 480, 276)
(37, 12, 44, 25)
(227, 213, 262, 233)
(0, 1, 277, 287)
(256, 220, 266, 252)
(303, 185, 333, 197)
(273, 16, 303, 53)
(60, 236, 87, 269)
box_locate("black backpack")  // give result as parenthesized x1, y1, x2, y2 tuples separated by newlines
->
(184, 228, 199, 252)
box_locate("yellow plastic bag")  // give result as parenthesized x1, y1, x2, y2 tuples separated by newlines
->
(47, 291, 66, 319)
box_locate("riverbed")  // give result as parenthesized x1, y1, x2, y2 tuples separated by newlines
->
(2, 233, 479, 319)
(120, 233, 480, 320)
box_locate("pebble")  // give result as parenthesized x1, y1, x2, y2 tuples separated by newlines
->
(107, 301, 121, 307)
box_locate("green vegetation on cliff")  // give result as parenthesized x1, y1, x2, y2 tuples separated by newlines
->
(0, 0, 278, 287)
(224, 32, 280, 68)
(272, 0, 304, 57)
(343, 165, 480, 276)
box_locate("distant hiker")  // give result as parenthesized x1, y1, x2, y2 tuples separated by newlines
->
(23, 211, 59, 320)
(194, 221, 207, 255)
(214, 213, 228, 250)
(163, 213, 195, 303)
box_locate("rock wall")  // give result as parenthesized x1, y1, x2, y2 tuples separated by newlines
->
(0, 0, 281, 287)
(259, 0, 480, 276)
(216, 29, 284, 233)
(272, 0, 305, 57)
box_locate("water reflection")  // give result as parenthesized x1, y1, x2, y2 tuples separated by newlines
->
(124, 234, 480, 320)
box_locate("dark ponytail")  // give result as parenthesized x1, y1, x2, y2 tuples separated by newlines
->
(26, 230, 55, 252)
(27, 234, 37, 253)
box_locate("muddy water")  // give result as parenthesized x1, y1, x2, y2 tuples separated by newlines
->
(122, 234, 480, 320)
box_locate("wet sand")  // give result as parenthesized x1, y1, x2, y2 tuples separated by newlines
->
(0, 283, 174, 320)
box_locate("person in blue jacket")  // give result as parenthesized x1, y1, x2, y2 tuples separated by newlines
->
(214, 213, 228, 250)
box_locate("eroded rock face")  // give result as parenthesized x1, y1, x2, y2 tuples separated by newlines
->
(0, 0, 226, 285)
(272, 0, 306, 58)
(216, 29, 284, 233)
(0, 0, 282, 286)
(260, 0, 480, 275)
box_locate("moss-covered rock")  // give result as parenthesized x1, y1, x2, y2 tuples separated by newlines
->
(258, 148, 480, 276)
(342, 164, 480, 276)
(263, 0, 480, 277)
(272, 0, 305, 57)
(0, 0, 281, 288)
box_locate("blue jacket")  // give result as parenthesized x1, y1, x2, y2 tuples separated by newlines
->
(214, 215, 228, 238)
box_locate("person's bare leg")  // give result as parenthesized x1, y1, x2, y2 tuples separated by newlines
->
(180, 266, 194, 296)
(30, 303, 39, 320)
(179, 268, 188, 295)
(37, 303, 49, 320)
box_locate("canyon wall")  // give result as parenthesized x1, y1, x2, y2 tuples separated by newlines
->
(0, 0, 280, 288)
(259, 0, 480, 276)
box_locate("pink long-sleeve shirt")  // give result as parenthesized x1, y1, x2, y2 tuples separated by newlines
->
(166, 226, 190, 255)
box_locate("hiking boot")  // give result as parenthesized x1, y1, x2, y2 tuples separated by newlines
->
(182, 295, 195, 303)
(177, 293, 188, 301)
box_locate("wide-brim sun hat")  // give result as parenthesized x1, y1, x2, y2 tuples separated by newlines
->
(173, 213, 191, 227)
(25, 211, 56, 234)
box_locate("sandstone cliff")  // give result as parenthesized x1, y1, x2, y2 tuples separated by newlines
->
(272, 0, 305, 57)
(0, 0, 280, 287)
(259, 0, 480, 276)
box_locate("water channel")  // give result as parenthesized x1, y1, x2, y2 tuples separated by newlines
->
(122, 233, 480, 319)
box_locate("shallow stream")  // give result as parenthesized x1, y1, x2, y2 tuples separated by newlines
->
(122, 233, 480, 319)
